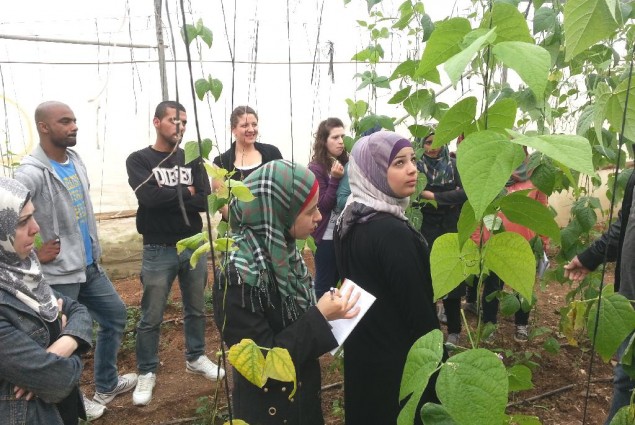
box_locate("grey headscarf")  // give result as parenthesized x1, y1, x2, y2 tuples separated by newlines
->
(0, 177, 58, 321)
(338, 131, 413, 238)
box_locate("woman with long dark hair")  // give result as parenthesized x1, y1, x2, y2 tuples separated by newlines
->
(308, 117, 348, 298)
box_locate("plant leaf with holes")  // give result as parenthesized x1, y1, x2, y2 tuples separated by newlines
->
(264, 347, 297, 399)
(228, 339, 267, 387)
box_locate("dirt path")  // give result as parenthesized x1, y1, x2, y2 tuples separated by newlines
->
(84, 264, 614, 425)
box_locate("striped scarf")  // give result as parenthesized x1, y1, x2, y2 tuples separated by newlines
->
(227, 160, 316, 321)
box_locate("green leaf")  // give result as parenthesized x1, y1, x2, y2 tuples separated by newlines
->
(358, 115, 395, 133)
(499, 193, 561, 243)
(530, 163, 556, 196)
(194, 78, 210, 101)
(432, 97, 477, 148)
(388, 86, 412, 104)
(189, 241, 210, 268)
(492, 42, 551, 102)
(509, 132, 595, 176)
(430, 233, 480, 299)
(456, 130, 526, 219)
(209, 78, 223, 102)
(419, 403, 456, 425)
(366, 0, 382, 12)
(574, 207, 597, 232)
(610, 405, 635, 424)
(543, 337, 561, 354)
(484, 232, 536, 301)
(207, 194, 228, 215)
(444, 28, 497, 86)
(606, 78, 635, 141)
(457, 201, 479, 250)
(533, 7, 557, 34)
(437, 349, 508, 424)
(216, 220, 229, 238)
(480, 2, 533, 44)
(228, 339, 267, 387)
(184, 141, 202, 165)
(398, 329, 444, 425)
(417, 18, 472, 77)
(346, 99, 369, 120)
(499, 292, 521, 316)
(184, 139, 213, 164)
(264, 347, 297, 399)
(213, 237, 239, 253)
(182, 24, 198, 45)
(176, 232, 205, 254)
(403, 89, 434, 118)
(390, 60, 418, 81)
(478, 98, 517, 131)
(588, 292, 635, 361)
(508, 364, 534, 392)
(563, 0, 618, 62)
(231, 185, 256, 203)
(509, 414, 542, 425)
(199, 25, 213, 48)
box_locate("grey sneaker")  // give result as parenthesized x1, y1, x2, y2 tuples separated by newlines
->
(446, 333, 460, 346)
(514, 325, 529, 343)
(132, 372, 156, 406)
(93, 373, 138, 405)
(463, 302, 478, 316)
(186, 355, 226, 381)
(83, 395, 106, 421)
(437, 304, 447, 324)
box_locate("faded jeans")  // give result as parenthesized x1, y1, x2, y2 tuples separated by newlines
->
(52, 263, 127, 393)
(605, 333, 635, 424)
(136, 245, 207, 374)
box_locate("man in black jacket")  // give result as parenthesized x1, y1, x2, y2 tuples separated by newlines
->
(126, 101, 224, 407)
(564, 169, 635, 423)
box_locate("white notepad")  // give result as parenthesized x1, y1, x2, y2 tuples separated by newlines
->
(328, 279, 376, 355)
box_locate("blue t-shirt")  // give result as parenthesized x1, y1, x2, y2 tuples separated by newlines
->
(50, 159, 94, 266)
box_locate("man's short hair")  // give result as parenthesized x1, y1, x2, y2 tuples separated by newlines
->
(154, 101, 186, 119)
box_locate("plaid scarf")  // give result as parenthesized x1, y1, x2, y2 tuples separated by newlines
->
(227, 160, 316, 321)
(419, 145, 454, 187)
(0, 177, 58, 322)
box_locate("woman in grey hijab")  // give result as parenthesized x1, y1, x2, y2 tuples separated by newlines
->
(335, 131, 441, 425)
(0, 177, 92, 425)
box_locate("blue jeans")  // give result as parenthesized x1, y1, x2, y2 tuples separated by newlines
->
(605, 333, 635, 424)
(314, 239, 339, 299)
(51, 263, 127, 393)
(136, 245, 207, 374)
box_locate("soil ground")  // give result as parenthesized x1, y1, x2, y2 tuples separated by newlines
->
(84, 252, 615, 425)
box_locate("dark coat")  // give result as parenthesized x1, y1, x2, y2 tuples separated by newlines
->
(335, 214, 440, 425)
(213, 142, 283, 181)
(213, 270, 337, 425)
(0, 292, 92, 425)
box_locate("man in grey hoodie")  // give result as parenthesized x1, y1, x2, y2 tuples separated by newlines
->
(15, 101, 137, 421)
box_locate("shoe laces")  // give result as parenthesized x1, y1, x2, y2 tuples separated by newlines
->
(137, 374, 155, 391)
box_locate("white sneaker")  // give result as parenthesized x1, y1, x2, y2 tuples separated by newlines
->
(83, 395, 106, 421)
(186, 355, 226, 381)
(93, 373, 138, 405)
(132, 372, 156, 406)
